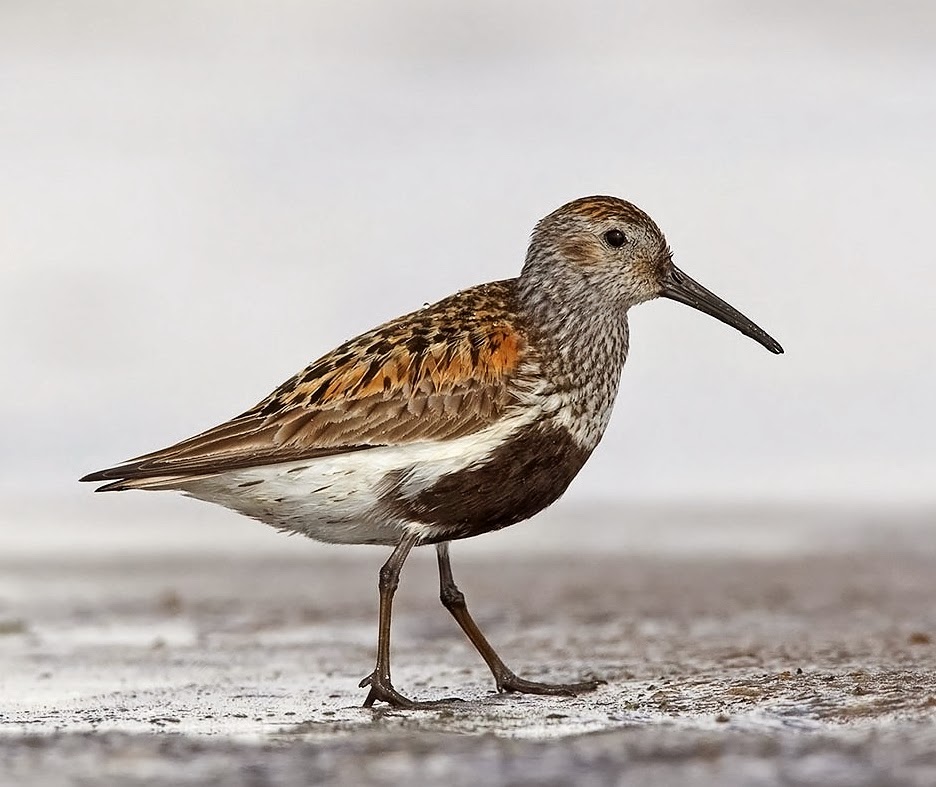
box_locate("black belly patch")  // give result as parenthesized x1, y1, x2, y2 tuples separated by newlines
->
(380, 423, 592, 542)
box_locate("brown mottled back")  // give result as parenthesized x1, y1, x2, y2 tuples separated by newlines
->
(84, 281, 534, 484)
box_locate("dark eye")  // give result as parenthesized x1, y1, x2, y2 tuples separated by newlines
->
(604, 229, 627, 248)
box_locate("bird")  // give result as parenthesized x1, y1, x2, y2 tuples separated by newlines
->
(81, 195, 783, 708)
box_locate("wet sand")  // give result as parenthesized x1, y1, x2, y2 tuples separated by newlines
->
(1, 504, 935, 785)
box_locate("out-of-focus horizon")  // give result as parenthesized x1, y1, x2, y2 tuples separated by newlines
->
(1, 2, 934, 531)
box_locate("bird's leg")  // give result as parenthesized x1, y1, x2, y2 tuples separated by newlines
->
(436, 541, 603, 696)
(359, 532, 458, 709)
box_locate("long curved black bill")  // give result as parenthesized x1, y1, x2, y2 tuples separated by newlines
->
(661, 265, 783, 354)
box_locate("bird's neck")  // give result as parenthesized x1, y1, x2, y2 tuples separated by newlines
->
(515, 273, 630, 451)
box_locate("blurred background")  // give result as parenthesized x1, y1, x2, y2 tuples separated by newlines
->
(1, 1, 934, 557)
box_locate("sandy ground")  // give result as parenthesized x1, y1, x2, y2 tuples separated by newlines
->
(1, 503, 935, 785)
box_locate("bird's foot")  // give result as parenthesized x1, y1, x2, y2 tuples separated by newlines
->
(358, 671, 464, 709)
(495, 670, 605, 696)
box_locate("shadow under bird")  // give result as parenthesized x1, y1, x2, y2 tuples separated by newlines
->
(82, 195, 783, 708)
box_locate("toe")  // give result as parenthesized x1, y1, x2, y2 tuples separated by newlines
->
(497, 672, 604, 696)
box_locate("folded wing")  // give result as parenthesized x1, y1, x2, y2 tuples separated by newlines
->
(81, 281, 530, 487)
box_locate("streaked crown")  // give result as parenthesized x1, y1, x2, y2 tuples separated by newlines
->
(521, 196, 673, 309)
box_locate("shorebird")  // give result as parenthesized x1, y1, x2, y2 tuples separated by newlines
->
(82, 196, 782, 708)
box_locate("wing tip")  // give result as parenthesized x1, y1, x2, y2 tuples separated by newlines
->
(81, 468, 198, 492)
(79, 469, 109, 483)
(80, 468, 129, 492)
(93, 480, 130, 492)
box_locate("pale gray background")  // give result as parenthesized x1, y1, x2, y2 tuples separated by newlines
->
(1, 2, 934, 551)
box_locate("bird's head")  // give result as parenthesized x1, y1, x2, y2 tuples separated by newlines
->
(521, 195, 782, 354)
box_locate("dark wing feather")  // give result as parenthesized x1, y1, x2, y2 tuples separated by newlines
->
(81, 281, 530, 485)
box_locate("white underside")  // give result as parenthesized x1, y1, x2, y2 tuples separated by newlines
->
(166, 412, 537, 545)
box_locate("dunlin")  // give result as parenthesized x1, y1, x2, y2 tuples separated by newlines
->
(82, 196, 782, 708)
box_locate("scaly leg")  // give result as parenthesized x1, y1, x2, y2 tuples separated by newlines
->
(436, 542, 603, 695)
(359, 532, 459, 708)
